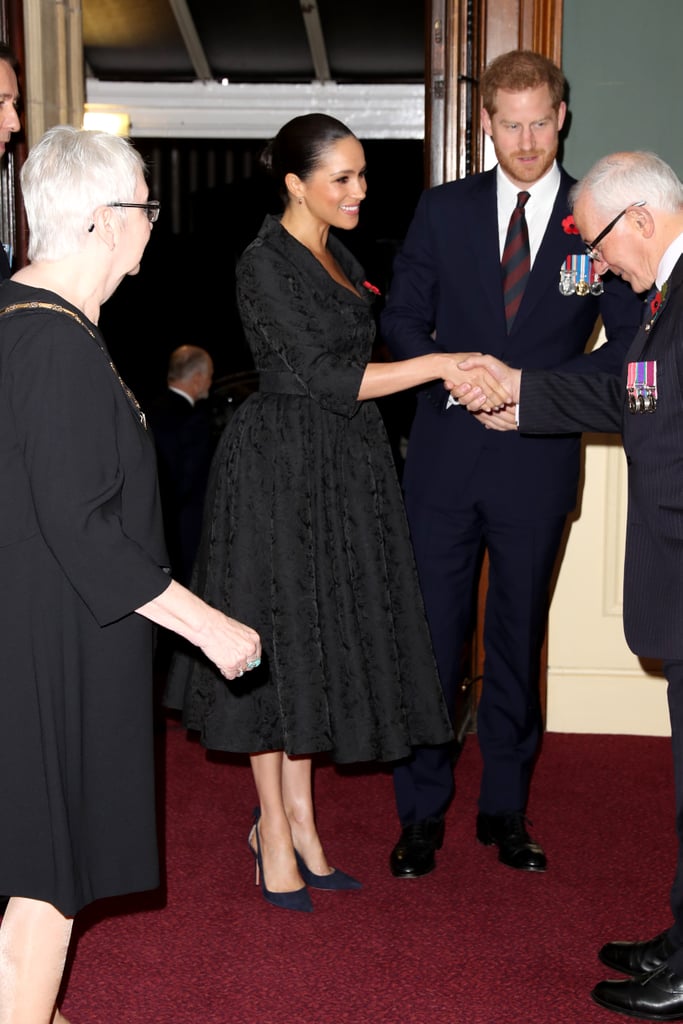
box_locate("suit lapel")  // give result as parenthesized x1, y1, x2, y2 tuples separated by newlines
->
(469, 171, 505, 314)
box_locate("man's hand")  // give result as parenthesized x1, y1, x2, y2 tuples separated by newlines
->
(440, 352, 514, 412)
(471, 405, 518, 431)
(446, 356, 521, 413)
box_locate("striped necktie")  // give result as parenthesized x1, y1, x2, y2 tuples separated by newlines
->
(502, 191, 531, 332)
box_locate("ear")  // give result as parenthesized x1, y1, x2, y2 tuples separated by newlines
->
(481, 106, 493, 138)
(284, 171, 304, 204)
(631, 204, 655, 239)
(556, 100, 567, 132)
(89, 205, 117, 251)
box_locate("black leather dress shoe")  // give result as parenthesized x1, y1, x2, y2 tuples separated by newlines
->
(592, 965, 683, 1020)
(600, 930, 676, 976)
(476, 812, 547, 872)
(390, 819, 445, 878)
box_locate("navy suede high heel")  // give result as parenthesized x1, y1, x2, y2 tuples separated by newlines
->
(294, 850, 362, 891)
(248, 809, 313, 912)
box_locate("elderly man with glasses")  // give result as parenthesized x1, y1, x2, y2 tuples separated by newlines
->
(458, 149, 683, 1022)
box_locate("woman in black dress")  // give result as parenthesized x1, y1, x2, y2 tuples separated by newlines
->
(0, 126, 260, 1024)
(167, 114, 508, 911)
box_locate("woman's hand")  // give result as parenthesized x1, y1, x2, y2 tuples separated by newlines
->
(136, 580, 261, 680)
(360, 350, 511, 405)
(194, 605, 262, 680)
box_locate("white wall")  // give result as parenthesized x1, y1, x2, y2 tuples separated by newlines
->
(546, 437, 669, 735)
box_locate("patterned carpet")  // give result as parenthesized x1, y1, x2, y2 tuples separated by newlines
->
(61, 720, 676, 1024)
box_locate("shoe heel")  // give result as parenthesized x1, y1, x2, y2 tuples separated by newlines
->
(248, 824, 260, 885)
(249, 808, 313, 912)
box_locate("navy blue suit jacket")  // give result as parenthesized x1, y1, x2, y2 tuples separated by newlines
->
(147, 388, 214, 584)
(381, 167, 644, 519)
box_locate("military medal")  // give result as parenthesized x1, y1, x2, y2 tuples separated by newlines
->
(559, 265, 575, 295)
(575, 254, 590, 295)
(627, 360, 657, 413)
(590, 265, 604, 295)
(559, 254, 601, 296)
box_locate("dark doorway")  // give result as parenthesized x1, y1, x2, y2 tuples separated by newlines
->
(100, 136, 425, 409)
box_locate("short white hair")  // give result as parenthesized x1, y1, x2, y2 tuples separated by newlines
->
(570, 150, 683, 218)
(21, 125, 146, 262)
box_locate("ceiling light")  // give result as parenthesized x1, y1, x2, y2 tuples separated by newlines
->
(83, 108, 131, 137)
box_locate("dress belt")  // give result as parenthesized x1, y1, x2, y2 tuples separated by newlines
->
(258, 371, 308, 395)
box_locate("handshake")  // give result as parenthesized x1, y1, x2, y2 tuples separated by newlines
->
(443, 353, 522, 432)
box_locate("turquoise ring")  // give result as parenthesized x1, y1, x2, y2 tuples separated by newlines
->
(246, 658, 261, 670)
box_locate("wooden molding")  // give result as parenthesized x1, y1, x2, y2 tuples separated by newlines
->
(519, 0, 563, 65)
(426, 0, 564, 184)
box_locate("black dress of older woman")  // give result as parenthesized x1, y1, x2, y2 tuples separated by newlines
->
(167, 215, 452, 762)
(0, 282, 168, 913)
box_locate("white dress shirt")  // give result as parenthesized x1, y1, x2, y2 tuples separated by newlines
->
(656, 232, 683, 289)
(495, 161, 561, 267)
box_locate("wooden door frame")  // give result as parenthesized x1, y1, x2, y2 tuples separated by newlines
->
(426, 0, 563, 186)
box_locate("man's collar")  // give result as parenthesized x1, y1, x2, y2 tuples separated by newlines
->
(168, 385, 194, 406)
(496, 161, 560, 203)
(657, 232, 683, 289)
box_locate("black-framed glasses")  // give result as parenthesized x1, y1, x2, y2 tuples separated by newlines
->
(585, 200, 646, 261)
(108, 200, 160, 224)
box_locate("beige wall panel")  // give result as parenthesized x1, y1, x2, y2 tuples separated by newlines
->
(547, 438, 669, 735)
(23, 0, 83, 147)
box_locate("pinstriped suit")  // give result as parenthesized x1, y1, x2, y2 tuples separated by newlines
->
(520, 254, 683, 662)
(520, 253, 683, 969)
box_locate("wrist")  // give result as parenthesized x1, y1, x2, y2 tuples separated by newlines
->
(434, 352, 455, 383)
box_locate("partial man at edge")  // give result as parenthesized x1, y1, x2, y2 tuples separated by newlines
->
(0, 44, 21, 278)
(456, 149, 683, 1024)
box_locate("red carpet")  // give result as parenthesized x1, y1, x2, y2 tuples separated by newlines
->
(60, 721, 676, 1024)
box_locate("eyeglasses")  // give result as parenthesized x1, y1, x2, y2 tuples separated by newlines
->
(108, 200, 161, 224)
(585, 200, 646, 261)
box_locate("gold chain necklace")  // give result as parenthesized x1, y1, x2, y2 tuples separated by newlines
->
(0, 300, 147, 429)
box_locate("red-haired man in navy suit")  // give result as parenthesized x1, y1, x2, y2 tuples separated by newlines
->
(381, 50, 643, 881)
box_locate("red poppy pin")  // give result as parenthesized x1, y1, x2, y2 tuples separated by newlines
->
(562, 215, 579, 235)
(363, 280, 381, 296)
(647, 281, 669, 327)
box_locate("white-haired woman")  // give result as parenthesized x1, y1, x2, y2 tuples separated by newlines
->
(0, 125, 260, 1024)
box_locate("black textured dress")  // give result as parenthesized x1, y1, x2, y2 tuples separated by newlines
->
(166, 216, 452, 762)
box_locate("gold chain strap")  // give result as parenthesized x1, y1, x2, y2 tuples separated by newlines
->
(0, 300, 147, 429)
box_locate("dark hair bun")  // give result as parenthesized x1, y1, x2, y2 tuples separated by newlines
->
(264, 113, 355, 202)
